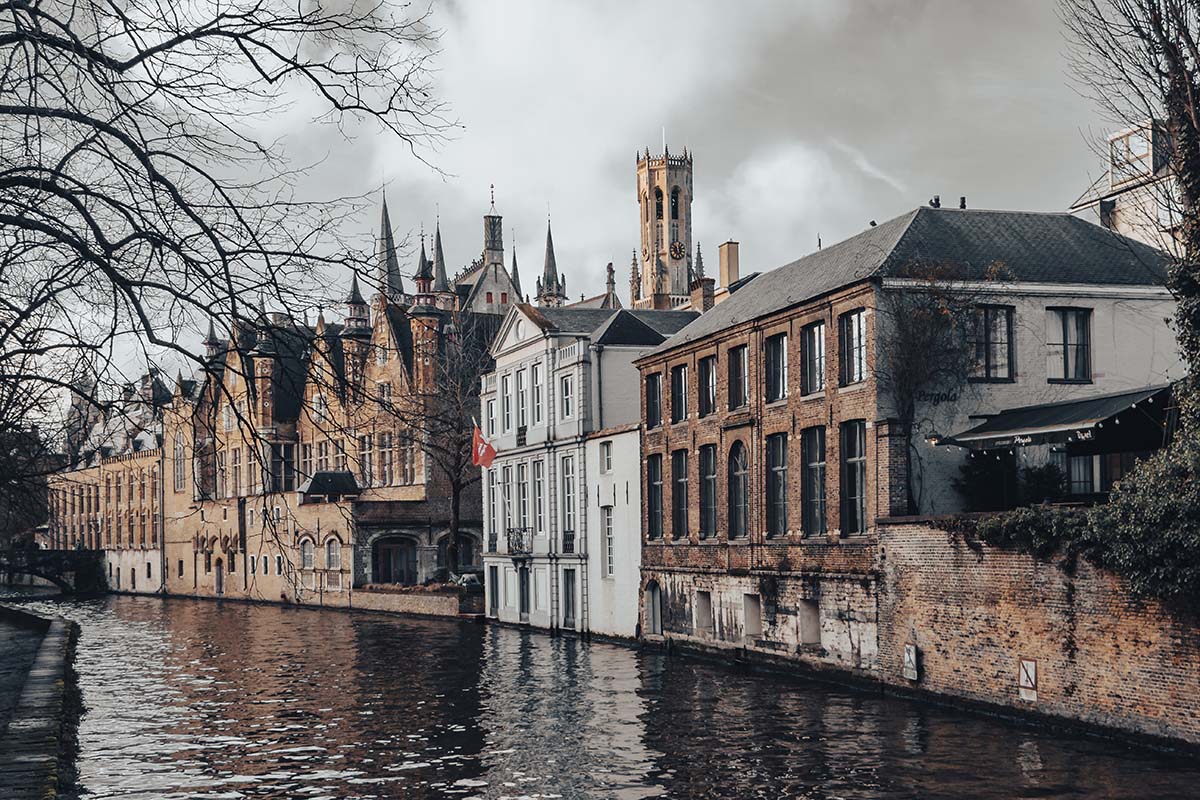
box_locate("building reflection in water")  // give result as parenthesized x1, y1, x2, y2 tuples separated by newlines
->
(26, 595, 1200, 800)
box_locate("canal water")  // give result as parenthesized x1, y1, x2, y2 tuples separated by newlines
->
(17, 594, 1200, 799)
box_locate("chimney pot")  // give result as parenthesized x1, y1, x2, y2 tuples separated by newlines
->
(959, 196, 967, 210)
(718, 241, 740, 289)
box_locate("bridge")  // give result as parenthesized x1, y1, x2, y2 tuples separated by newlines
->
(1, 548, 107, 593)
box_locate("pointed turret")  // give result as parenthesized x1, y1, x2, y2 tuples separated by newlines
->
(629, 250, 641, 303)
(378, 195, 404, 301)
(432, 222, 450, 293)
(204, 318, 222, 359)
(535, 220, 567, 307)
(510, 246, 523, 299)
(695, 241, 705, 279)
(344, 274, 370, 334)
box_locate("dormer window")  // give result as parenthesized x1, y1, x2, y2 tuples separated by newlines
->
(1110, 127, 1154, 184)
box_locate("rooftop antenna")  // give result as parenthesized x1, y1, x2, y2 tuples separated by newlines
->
(490, 183, 496, 213)
(662, 126, 666, 154)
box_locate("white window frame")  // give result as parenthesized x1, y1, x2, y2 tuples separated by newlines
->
(561, 455, 575, 533)
(603, 505, 615, 577)
(532, 363, 543, 424)
(516, 369, 527, 428)
(532, 459, 545, 534)
(501, 374, 512, 431)
(600, 441, 613, 473)
(561, 375, 574, 419)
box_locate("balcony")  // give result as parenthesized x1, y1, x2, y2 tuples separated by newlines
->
(507, 527, 533, 558)
(561, 531, 575, 554)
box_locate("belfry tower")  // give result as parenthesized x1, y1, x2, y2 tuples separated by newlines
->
(631, 145, 693, 309)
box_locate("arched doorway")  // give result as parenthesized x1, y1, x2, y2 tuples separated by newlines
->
(645, 580, 663, 635)
(215, 559, 225, 596)
(373, 537, 417, 585)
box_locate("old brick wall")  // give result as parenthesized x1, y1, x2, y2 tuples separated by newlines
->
(878, 520, 1200, 744)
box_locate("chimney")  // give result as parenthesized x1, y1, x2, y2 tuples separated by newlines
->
(718, 241, 740, 289)
(959, 196, 967, 210)
(690, 276, 715, 312)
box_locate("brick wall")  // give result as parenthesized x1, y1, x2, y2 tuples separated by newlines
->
(878, 520, 1200, 745)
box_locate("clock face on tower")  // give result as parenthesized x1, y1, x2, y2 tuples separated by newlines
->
(669, 240, 685, 260)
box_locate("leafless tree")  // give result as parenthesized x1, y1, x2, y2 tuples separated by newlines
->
(0, 0, 449, 481)
(874, 261, 1011, 513)
(1062, 0, 1200, 418)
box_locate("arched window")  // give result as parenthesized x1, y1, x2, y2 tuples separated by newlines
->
(728, 442, 748, 539)
(670, 186, 680, 220)
(654, 188, 664, 220)
(300, 539, 315, 570)
(326, 539, 341, 570)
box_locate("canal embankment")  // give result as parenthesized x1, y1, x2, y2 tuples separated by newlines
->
(0, 602, 81, 799)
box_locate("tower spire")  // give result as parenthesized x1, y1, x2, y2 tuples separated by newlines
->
(510, 244, 523, 300)
(432, 220, 450, 293)
(535, 219, 566, 307)
(378, 194, 404, 301)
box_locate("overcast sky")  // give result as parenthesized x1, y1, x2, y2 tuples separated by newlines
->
(280, 0, 1111, 306)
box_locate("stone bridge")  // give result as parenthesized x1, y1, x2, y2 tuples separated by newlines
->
(0, 548, 107, 593)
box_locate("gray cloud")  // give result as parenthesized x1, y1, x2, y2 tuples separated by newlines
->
(273, 0, 1102, 305)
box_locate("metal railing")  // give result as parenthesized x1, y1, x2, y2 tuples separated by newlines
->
(507, 527, 533, 555)
(561, 531, 575, 554)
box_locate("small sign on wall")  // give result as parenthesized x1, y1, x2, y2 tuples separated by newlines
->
(903, 644, 920, 681)
(1019, 657, 1038, 702)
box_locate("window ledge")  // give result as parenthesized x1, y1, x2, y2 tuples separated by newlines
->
(799, 390, 826, 401)
(1047, 378, 1093, 385)
(764, 398, 789, 409)
(837, 382, 866, 394)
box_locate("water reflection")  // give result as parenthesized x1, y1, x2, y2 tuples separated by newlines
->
(23, 595, 1200, 799)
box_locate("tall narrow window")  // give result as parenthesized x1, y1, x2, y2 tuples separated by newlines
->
(602, 506, 615, 577)
(670, 364, 689, 423)
(840, 421, 867, 535)
(173, 433, 186, 492)
(670, 186, 680, 220)
(532, 459, 545, 534)
(532, 363, 543, 424)
(561, 375, 574, 418)
(699, 444, 717, 539)
(765, 334, 788, 402)
(317, 440, 330, 472)
(802, 427, 827, 536)
(766, 433, 788, 537)
(561, 456, 575, 534)
(802, 321, 826, 394)
(970, 306, 1015, 381)
(728, 442, 749, 539)
(838, 310, 866, 385)
(216, 452, 227, 499)
(647, 454, 663, 539)
(501, 465, 513, 531)
(327, 539, 341, 570)
(517, 463, 529, 528)
(501, 374, 512, 430)
(300, 443, 312, 480)
(231, 448, 242, 496)
(486, 399, 496, 437)
(1047, 308, 1092, 382)
(698, 356, 716, 417)
(672, 449, 689, 537)
(357, 436, 372, 486)
(400, 432, 416, 484)
(728, 345, 748, 409)
(516, 369, 527, 428)
(655, 187, 664, 220)
(488, 470, 497, 538)
(645, 373, 663, 428)
(377, 433, 394, 486)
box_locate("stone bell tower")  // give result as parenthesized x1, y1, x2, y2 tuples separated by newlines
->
(632, 145, 693, 309)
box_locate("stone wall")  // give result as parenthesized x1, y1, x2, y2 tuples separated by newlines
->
(877, 520, 1200, 745)
(351, 587, 480, 617)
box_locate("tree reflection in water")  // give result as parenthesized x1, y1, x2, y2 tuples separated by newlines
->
(25, 595, 1200, 800)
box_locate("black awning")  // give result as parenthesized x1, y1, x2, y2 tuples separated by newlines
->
(941, 385, 1171, 450)
(297, 470, 360, 496)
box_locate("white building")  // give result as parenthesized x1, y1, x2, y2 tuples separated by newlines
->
(481, 303, 695, 635)
(584, 425, 642, 637)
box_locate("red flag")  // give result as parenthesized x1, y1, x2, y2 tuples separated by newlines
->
(472, 425, 497, 468)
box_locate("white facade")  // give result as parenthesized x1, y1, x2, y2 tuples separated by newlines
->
(880, 280, 1183, 513)
(481, 305, 694, 634)
(583, 427, 642, 637)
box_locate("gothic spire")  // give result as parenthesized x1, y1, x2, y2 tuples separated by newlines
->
(432, 221, 450, 293)
(510, 245, 523, 300)
(378, 195, 404, 300)
(345, 273, 365, 305)
(542, 219, 559, 290)
(414, 234, 432, 281)
(694, 241, 705, 279)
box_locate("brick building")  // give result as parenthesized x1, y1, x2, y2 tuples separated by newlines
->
(49, 197, 512, 607)
(635, 206, 1179, 668)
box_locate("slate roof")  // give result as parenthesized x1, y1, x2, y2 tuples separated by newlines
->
(298, 470, 360, 496)
(523, 305, 697, 339)
(649, 207, 1171, 357)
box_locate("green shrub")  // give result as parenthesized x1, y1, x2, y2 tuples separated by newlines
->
(1020, 464, 1066, 506)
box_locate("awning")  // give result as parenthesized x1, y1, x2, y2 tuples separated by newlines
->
(939, 385, 1171, 450)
